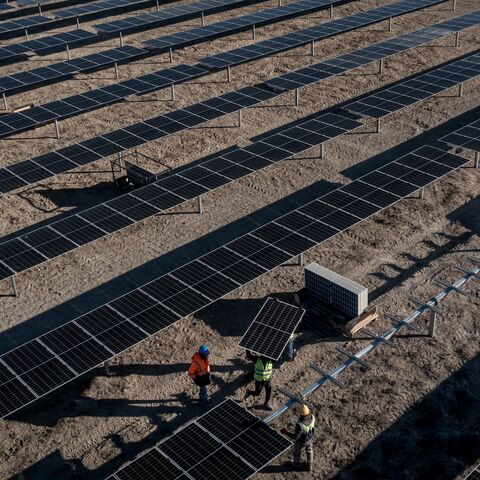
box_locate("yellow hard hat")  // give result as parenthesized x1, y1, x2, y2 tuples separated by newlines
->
(298, 404, 310, 416)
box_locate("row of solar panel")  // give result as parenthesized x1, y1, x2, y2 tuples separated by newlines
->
(0, 0, 158, 39)
(344, 54, 480, 119)
(0, 0, 341, 68)
(0, 111, 360, 281)
(110, 399, 292, 480)
(199, 0, 446, 69)
(0, 44, 477, 200)
(440, 118, 480, 154)
(1, 10, 477, 141)
(0, 0, 100, 22)
(0, 0, 258, 57)
(0, 141, 468, 418)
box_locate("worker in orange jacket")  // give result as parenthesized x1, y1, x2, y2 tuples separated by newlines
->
(188, 345, 211, 407)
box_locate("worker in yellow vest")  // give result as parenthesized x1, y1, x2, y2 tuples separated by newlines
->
(283, 404, 315, 471)
(244, 354, 273, 411)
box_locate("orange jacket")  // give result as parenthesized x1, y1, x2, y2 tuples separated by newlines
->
(188, 353, 210, 379)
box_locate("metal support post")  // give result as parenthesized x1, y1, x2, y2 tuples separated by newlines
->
(2, 93, 7, 111)
(428, 311, 437, 338)
(294, 88, 299, 107)
(278, 0, 281, 6)
(319, 143, 325, 159)
(114, 62, 119, 79)
(54, 119, 60, 139)
(10, 275, 18, 297)
(119, 32, 124, 47)
(419, 187, 425, 200)
(171, 83, 176, 101)
(388, 17, 392, 31)
(197, 196, 203, 214)
(252, 24, 256, 40)
(375, 118, 381, 134)
(475, 152, 479, 169)
(104, 361, 111, 376)
(76, 17, 80, 29)
(66, 44, 71, 60)
(379, 58, 384, 75)
(238, 109, 242, 127)
(454, 31, 460, 48)
(329, 4, 333, 18)
(295, 253, 304, 266)
(169, 48, 173, 63)
(156, 0, 160, 10)
(201, 11, 205, 26)
(452, 0, 456, 11)
(310, 40, 315, 56)
(227, 66, 232, 83)
(38, 3, 42, 15)
(458, 82, 464, 97)
(455, 265, 480, 281)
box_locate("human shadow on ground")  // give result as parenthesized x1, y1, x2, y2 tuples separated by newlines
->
(9, 359, 262, 480)
(330, 353, 480, 480)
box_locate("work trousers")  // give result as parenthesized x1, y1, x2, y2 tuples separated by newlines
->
(248, 379, 272, 404)
(293, 440, 313, 466)
(199, 385, 209, 405)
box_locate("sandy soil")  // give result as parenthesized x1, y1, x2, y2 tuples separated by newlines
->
(0, 0, 479, 478)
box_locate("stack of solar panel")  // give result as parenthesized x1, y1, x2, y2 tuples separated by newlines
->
(304, 263, 368, 317)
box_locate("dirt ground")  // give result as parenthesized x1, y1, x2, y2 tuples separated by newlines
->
(0, 0, 479, 478)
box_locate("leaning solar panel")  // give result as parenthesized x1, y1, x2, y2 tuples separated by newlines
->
(109, 399, 292, 480)
(198, 0, 447, 69)
(0, 15, 51, 39)
(343, 51, 480, 120)
(239, 298, 305, 360)
(0, 111, 360, 280)
(439, 118, 480, 154)
(0, 142, 469, 418)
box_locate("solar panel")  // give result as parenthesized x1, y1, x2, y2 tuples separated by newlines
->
(95, 0, 270, 35)
(0, 15, 51, 40)
(343, 52, 480, 120)
(465, 464, 480, 480)
(239, 297, 305, 360)
(109, 399, 292, 480)
(0, 111, 360, 279)
(2, 17, 478, 174)
(439, 118, 480, 154)
(53, 0, 154, 20)
(198, 0, 447, 69)
(0, 142, 469, 418)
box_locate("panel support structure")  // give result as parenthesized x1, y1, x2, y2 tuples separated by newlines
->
(329, 4, 333, 18)
(2, 93, 7, 111)
(66, 44, 71, 60)
(76, 17, 80, 29)
(237, 109, 243, 128)
(428, 311, 437, 338)
(452, 0, 456, 11)
(455, 31, 460, 48)
(252, 24, 256, 40)
(294, 88, 300, 107)
(475, 152, 479, 169)
(171, 83, 176, 101)
(388, 17, 392, 31)
(310, 40, 315, 56)
(119, 32, 124, 47)
(320, 142, 325, 159)
(458, 82, 464, 97)
(9, 275, 18, 298)
(227, 66, 232, 83)
(376, 118, 381, 134)
(114, 62, 119, 80)
(197, 195, 203, 214)
(54, 119, 60, 139)
(169, 47, 173, 63)
(201, 11, 205, 26)
(379, 58, 384, 75)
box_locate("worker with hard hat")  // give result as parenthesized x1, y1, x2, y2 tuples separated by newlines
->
(188, 345, 211, 407)
(293, 404, 315, 471)
(244, 354, 274, 411)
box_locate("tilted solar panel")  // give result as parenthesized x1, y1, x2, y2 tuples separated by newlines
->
(439, 118, 480, 154)
(0, 142, 469, 418)
(109, 399, 292, 480)
(239, 297, 305, 360)
(0, 111, 361, 279)
(198, 0, 447, 69)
